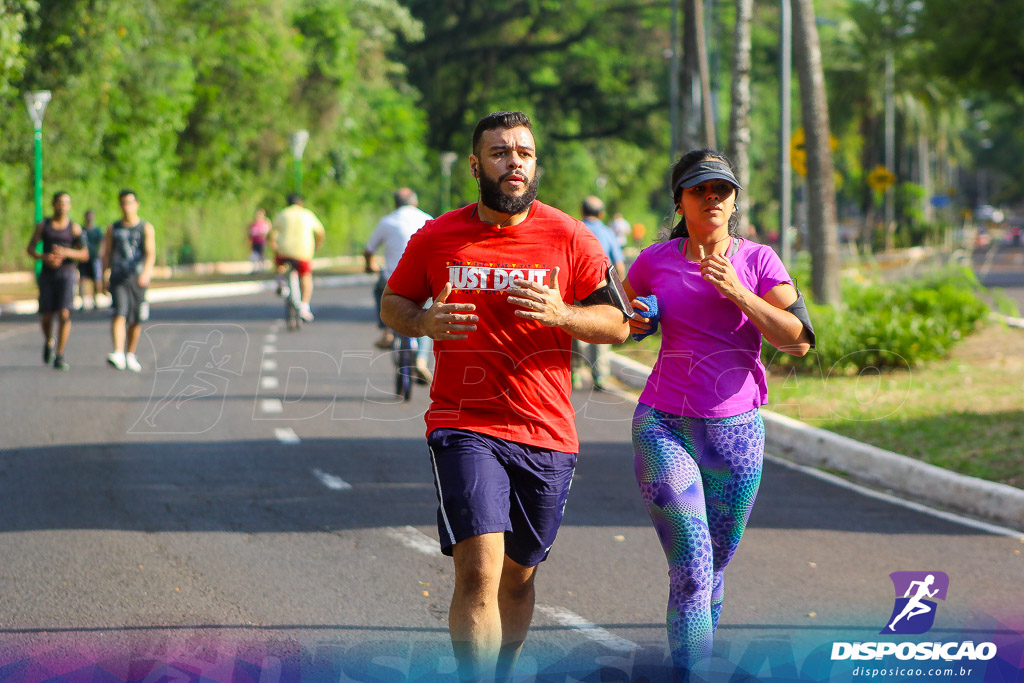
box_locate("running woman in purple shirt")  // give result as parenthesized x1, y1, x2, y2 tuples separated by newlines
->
(624, 149, 814, 679)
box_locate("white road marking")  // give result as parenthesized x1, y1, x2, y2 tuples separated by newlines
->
(274, 427, 300, 444)
(261, 376, 279, 390)
(263, 345, 275, 353)
(534, 605, 637, 653)
(312, 469, 352, 491)
(266, 334, 278, 344)
(385, 526, 442, 556)
(260, 399, 283, 414)
(262, 359, 277, 371)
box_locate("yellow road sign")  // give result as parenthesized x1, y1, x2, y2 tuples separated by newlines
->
(867, 165, 897, 192)
(790, 127, 838, 178)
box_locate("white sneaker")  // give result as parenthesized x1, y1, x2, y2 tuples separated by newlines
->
(107, 351, 126, 370)
(125, 353, 142, 373)
(298, 303, 314, 322)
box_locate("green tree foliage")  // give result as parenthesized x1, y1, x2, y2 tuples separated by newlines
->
(400, 1, 673, 223)
(0, 0, 428, 268)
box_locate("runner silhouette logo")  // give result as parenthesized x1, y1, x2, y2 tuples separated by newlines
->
(881, 571, 949, 635)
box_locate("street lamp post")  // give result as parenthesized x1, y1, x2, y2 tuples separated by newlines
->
(440, 151, 457, 214)
(25, 91, 51, 279)
(25, 91, 52, 224)
(290, 129, 309, 194)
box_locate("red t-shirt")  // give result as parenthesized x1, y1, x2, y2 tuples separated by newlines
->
(388, 201, 609, 452)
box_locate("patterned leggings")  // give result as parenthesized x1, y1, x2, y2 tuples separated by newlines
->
(632, 403, 765, 671)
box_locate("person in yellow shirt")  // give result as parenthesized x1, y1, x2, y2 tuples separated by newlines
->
(269, 193, 325, 321)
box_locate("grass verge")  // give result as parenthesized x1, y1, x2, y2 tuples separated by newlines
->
(616, 321, 1024, 490)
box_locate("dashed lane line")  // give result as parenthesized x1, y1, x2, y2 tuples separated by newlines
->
(533, 605, 637, 654)
(260, 398, 283, 414)
(312, 468, 352, 491)
(380, 526, 638, 652)
(274, 427, 300, 444)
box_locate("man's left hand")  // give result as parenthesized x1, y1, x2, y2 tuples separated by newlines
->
(507, 266, 570, 327)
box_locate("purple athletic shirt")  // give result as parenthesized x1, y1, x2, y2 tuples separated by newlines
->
(627, 237, 793, 418)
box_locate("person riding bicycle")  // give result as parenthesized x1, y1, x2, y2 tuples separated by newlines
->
(364, 187, 434, 383)
(269, 193, 325, 322)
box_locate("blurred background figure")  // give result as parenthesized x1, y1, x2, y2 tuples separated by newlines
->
(77, 209, 105, 310)
(248, 208, 271, 272)
(610, 211, 631, 248)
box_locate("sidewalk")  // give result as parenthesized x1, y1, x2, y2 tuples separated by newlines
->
(608, 353, 1024, 533)
(0, 256, 368, 316)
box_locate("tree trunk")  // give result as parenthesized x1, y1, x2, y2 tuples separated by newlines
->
(791, 0, 841, 306)
(727, 0, 753, 236)
(682, 0, 715, 149)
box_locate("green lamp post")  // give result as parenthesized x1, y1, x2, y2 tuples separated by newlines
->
(25, 90, 51, 278)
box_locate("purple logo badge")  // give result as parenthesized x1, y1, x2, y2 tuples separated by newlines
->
(881, 571, 949, 635)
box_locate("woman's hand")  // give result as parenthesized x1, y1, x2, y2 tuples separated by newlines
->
(700, 253, 746, 301)
(628, 298, 652, 337)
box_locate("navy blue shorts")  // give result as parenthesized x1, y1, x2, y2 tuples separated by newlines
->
(427, 428, 577, 567)
(38, 268, 76, 314)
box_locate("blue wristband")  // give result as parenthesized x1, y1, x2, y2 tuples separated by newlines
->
(631, 294, 660, 341)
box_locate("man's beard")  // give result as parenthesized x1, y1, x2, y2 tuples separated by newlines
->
(478, 169, 539, 216)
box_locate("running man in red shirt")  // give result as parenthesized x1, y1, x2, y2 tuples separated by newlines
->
(382, 111, 630, 682)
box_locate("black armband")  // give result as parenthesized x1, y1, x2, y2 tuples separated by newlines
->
(785, 292, 816, 348)
(579, 264, 635, 321)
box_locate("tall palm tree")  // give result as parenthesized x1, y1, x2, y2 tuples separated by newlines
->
(791, 0, 841, 305)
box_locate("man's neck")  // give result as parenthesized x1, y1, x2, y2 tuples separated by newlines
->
(475, 200, 531, 229)
(122, 213, 140, 225)
(50, 214, 69, 225)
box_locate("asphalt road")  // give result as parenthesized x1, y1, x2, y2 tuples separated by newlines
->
(0, 283, 1021, 682)
(972, 240, 1024, 313)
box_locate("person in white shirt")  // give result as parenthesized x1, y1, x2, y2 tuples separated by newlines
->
(364, 188, 434, 380)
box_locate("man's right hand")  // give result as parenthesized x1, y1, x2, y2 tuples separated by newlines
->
(422, 282, 478, 340)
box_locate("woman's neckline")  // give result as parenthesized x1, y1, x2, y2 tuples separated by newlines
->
(680, 236, 738, 262)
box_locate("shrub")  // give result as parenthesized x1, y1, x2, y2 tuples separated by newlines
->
(764, 265, 990, 375)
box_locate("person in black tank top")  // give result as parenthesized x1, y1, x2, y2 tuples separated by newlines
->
(103, 189, 157, 372)
(25, 191, 88, 370)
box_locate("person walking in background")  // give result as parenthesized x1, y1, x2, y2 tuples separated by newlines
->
(26, 191, 89, 370)
(104, 189, 156, 372)
(610, 211, 631, 248)
(77, 209, 105, 310)
(623, 149, 814, 680)
(364, 187, 434, 382)
(247, 208, 271, 272)
(380, 111, 629, 682)
(572, 195, 625, 392)
(269, 193, 324, 322)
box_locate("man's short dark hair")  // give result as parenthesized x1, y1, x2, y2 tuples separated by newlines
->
(582, 196, 605, 218)
(287, 193, 302, 206)
(119, 189, 136, 201)
(394, 188, 418, 208)
(472, 111, 533, 158)
(52, 191, 69, 203)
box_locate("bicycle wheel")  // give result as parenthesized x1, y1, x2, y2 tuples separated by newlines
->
(287, 270, 302, 331)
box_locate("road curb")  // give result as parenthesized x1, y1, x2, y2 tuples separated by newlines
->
(607, 351, 1024, 532)
(0, 273, 376, 316)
